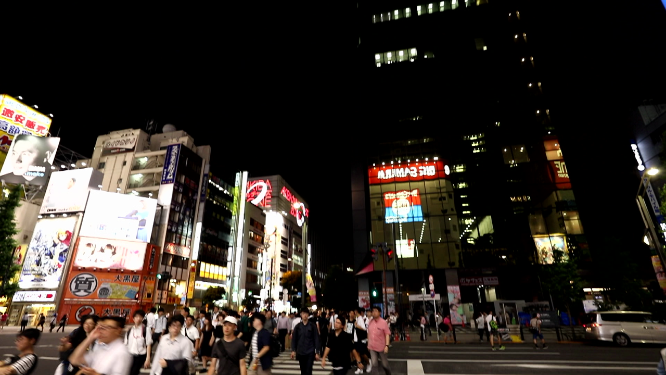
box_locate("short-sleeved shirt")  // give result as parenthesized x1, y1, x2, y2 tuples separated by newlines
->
(83, 338, 132, 375)
(181, 324, 200, 345)
(3, 354, 38, 375)
(367, 317, 390, 352)
(211, 338, 246, 375)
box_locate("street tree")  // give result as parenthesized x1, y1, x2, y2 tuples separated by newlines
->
(0, 187, 21, 300)
(202, 286, 226, 308)
(241, 297, 258, 312)
(539, 249, 583, 336)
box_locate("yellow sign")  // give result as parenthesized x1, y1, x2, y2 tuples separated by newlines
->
(0, 95, 52, 153)
(187, 261, 196, 299)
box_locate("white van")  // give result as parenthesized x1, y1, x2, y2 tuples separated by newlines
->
(583, 311, 666, 346)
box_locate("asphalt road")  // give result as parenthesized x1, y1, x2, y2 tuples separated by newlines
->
(2, 325, 664, 375)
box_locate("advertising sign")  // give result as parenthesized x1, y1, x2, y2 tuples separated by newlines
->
(459, 276, 499, 286)
(280, 186, 309, 226)
(74, 237, 147, 271)
(187, 261, 196, 299)
(0, 135, 60, 185)
(12, 291, 56, 302)
(161, 144, 181, 184)
(143, 276, 156, 303)
(101, 136, 137, 156)
(164, 242, 190, 257)
(359, 291, 370, 309)
(61, 304, 135, 324)
(0, 95, 51, 154)
(64, 271, 141, 300)
(396, 239, 415, 258)
(533, 235, 568, 264)
(544, 138, 571, 190)
(368, 160, 449, 185)
(306, 273, 316, 302)
(13, 244, 27, 266)
(41, 169, 103, 214)
(80, 190, 158, 243)
(19, 216, 78, 289)
(384, 190, 424, 224)
(447, 285, 463, 325)
(246, 179, 273, 208)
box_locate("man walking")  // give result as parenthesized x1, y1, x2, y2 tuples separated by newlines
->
(0, 328, 40, 375)
(291, 308, 320, 375)
(20, 313, 29, 332)
(321, 316, 363, 375)
(530, 313, 548, 350)
(367, 307, 391, 375)
(181, 316, 200, 360)
(486, 310, 505, 351)
(69, 316, 132, 375)
(250, 313, 273, 375)
(277, 312, 290, 352)
(152, 308, 168, 352)
(151, 315, 193, 375)
(264, 311, 278, 336)
(145, 308, 157, 338)
(125, 310, 152, 375)
(208, 316, 246, 375)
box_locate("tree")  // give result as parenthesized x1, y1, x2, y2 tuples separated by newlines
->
(322, 265, 357, 312)
(280, 270, 302, 292)
(241, 297, 258, 312)
(539, 249, 583, 336)
(202, 286, 226, 307)
(0, 187, 21, 300)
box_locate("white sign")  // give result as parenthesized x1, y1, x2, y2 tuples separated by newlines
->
(103, 137, 137, 150)
(80, 190, 158, 243)
(12, 290, 57, 302)
(40, 169, 103, 214)
(396, 239, 415, 258)
(632, 144, 646, 171)
(408, 293, 441, 301)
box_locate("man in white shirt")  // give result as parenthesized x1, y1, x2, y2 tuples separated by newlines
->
(181, 315, 200, 359)
(145, 308, 157, 336)
(153, 308, 168, 352)
(151, 315, 194, 375)
(328, 309, 338, 331)
(125, 310, 153, 375)
(69, 316, 132, 375)
(211, 306, 220, 327)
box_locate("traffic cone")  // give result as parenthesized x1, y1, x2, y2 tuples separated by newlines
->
(405, 330, 411, 341)
(395, 332, 400, 341)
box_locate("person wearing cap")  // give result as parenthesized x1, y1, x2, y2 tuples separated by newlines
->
(208, 316, 246, 375)
(291, 308, 320, 375)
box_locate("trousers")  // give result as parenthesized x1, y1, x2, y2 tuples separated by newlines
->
(297, 353, 315, 375)
(369, 350, 391, 375)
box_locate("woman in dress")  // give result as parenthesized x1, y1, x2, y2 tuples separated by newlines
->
(199, 317, 214, 372)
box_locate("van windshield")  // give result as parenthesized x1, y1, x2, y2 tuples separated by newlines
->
(599, 313, 651, 323)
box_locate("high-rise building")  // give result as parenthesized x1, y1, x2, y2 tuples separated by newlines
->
(354, 0, 592, 319)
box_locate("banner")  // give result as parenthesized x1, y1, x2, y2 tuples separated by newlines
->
(359, 291, 370, 309)
(19, 216, 78, 289)
(161, 144, 181, 184)
(447, 285, 463, 325)
(306, 273, 316, 302)
(0, 134, 59, 185)
(0, 95, 51, 156)
(73, 237, 147, 271)
(41, 169, 102, 214)
(64, 271, 141, 300)
(368, 160, 449, 185)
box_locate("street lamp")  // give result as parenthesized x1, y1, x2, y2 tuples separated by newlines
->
(648, 168, 660, 176)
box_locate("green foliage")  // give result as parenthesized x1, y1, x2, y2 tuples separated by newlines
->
(241, 297, 258, 311)
(0, 187, 21, 299)
(322, 265, 357, 312)
(202, 286, 226, 307)
(540, 250, 583, 311)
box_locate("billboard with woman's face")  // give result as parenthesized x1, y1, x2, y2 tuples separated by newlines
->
(0, 135, 60, 185)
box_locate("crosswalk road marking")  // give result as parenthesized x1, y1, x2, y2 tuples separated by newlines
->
(408, 350, 559, 355)
(407, 359, 424, 375)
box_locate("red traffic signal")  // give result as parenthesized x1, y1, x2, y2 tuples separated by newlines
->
(387, 248, 394, 260)
(370, 248, 378, 260)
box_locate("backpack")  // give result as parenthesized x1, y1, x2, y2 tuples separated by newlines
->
(126, 324, 148, 345)
(269, 334, 280, 357)
(489, 316, 498, 330)
(439, 322, 449, 332)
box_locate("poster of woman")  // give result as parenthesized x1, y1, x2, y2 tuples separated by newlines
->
(447, 285, 464, 325)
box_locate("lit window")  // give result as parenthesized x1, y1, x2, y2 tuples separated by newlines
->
(452, 0, 458, 9)
(387, 52, 392, 58)
(399, 50, 403, 56)
(462, 203, 469, 207)
(440, 1, 445, 11)
(411, 48, 417, 55)
(428, 3, 434, 13)
(463, 211, 471, 214)
(405, 7, 411, 17)
(460, 195, 468, 198)
(375, 54, 380, 60)
(483, 46, 487, 50)
(395, 10, 399, 15)
(376, 63, 381, 67)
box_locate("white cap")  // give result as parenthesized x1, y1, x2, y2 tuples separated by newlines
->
(223, 316, 238, 325)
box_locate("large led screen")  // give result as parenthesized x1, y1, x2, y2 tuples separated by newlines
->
(80, 190, 158, 243)
(0, 134, 60, 185)
(19, 216, 78, 289)
(40, 168, 103, 214)
(74, 237, 147, 271)
(534, 235, 569, 264)
(384, 190, 424, 224)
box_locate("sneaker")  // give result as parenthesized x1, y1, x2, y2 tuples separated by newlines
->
(491, 346, 496, 351)
(542, 345, 548, 349)
(499, 345, 506, 350)
(366, 362, 372, 372)
(534, 345, 540, 350)
(355, 369, 363, 374)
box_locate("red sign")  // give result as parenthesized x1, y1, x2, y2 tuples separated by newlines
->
(368, 160, 449, 185)
(544, 138, 571, 189)
(246, 179, 273, 208)
(280, 186, 309, 220)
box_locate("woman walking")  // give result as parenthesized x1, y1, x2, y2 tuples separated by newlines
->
(56, 314, 68, 333)
(37, 313, 46, 331)
(199, 317, 215, 372)
(57, 314, 98, 375)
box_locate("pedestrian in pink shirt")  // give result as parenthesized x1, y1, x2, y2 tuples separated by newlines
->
(367, 307, 391, 375)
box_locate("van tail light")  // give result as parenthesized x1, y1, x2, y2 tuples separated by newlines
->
(584, 323, 600, 328)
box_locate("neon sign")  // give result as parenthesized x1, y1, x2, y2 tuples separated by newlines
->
(368, 160, 449, 185)
(246, 179, 272, 208)
(632, 143, 645, 171)
(280, 186, 309, 226)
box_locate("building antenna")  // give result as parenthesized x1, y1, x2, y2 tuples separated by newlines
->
(146, 119, 157, 136)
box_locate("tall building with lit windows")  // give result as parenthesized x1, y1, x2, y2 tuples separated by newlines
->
(354, 0, 592, 320)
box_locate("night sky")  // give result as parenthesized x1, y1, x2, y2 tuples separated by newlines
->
(4, 3, 666, 266)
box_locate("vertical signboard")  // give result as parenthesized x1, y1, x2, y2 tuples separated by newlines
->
(187, 261, 196, 299)
(161, 144, 181, 185)
(447, 285, 463, 325)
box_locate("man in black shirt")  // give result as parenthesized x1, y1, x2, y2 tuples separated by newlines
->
(317, 311, 329, 357)
(321, 317, 362, 375)
(291, 308, 320, 375)
(208, 316, 246, 375)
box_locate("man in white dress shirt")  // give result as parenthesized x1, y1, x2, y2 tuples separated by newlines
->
(151, 315, 193, 375)
(182, 315, 200, 360)
(69, 316, 132, 375)
(152, 308, 168, 353)
(145, 307, 157, 335)
(125, 310, 153, 375)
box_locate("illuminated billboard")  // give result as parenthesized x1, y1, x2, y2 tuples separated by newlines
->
(544, 138, 571, 190)
(246, 179, 273, 208)
(19, 216, 79, 289)
(0, 135, 60, 185)
(533, 234, 569, 264)
(64, 270, 140, 300)
(80, 190, 158, 243)
(280, 186, 308, 226)
(368, 160, 449, 185)
(40, 168, 103, 214)
(384, 190, 424, 224)
(74, 237, 147, 271)
(0, 95, 52, 154)
(396, 239, 416, 258)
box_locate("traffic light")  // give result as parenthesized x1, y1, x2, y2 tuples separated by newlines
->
(372, 289, 378, 297)
(387, 248, 394, 261)
(157, 272, 171, 280)
(370, 248, 378, 261)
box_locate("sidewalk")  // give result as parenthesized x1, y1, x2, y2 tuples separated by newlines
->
(0, 324, 80, 334)
(397, 325, 585, 344)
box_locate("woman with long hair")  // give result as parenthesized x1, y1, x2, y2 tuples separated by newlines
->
(57, 314, 98, 375)
(199, 317, 214, 372)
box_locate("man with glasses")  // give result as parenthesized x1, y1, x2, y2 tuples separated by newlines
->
(0, 328, 40, 375)
(69, 316, 132, 375)
(151, 315, 193, 375)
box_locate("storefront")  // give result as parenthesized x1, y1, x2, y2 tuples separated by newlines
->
(7, 291, 57, 326)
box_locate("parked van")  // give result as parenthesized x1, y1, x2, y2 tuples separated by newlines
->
(584, 311, 666, 346)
